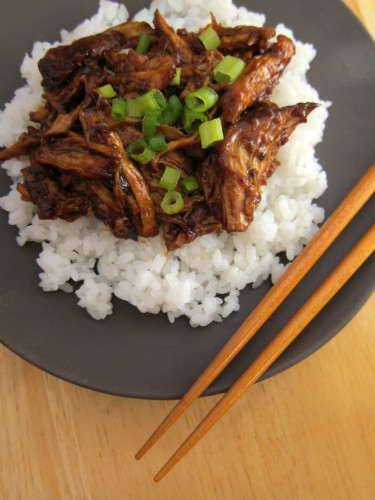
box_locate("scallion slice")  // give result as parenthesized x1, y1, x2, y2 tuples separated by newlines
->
(213, 55, 245, 83)
(160, 95, 183, 126)
(185, 87, 219, 112)
(182, 107, 208, 134)
(181, 175, 199, 193)
(125, 98, 144, 118)
(170, 67, 181, 86)
(136, 33, 151, 54)
(160, 191, 184, 214)
(126, 90, 167, 118)
(142, 111, 160, 140)
(147, 133, 167, 151)
(158, 166, 181, 191)
(98, 84, 117, 98)
(111, 98, 127, 120)
(138, 89, 167, 114)
(199, 118, 224, 149)
(198, 27, 221, 50)
(126, 139, 153, 164)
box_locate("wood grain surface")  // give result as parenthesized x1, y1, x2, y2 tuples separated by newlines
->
(1, 1, 374, 499)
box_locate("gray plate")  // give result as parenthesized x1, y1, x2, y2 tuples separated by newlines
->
(0, 0, 374, 399)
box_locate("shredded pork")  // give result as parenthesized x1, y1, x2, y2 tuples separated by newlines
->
(0, 11, 317, 250)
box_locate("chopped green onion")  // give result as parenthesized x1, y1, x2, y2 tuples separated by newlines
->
(137, 89, 167, 114)
(125, 98, 144, 118)
(142, 111, 160, 140)
(185, 87, 219, 112)
(198, 27, 221, 50)
(182, 106, 208, 134)
(170, 67, 181, 86)
(213, 55, 245, 83)
(126, 90, 167, 118)
(147, 133, 167, 151)
(158, 166, 181, 191)
(126, 139, 153, 164)
(136, 33, 151, 54)
(160, 191, 184, 214)
(98, 84, 117, 98)
(111, 98, 127, 120)
(199, 118, 224, 149)
(128, 89, 168, 118)
(160, 95, 183, 126)
(181, 175, 199, 194)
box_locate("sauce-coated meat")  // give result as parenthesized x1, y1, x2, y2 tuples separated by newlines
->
(220, 35, 295, 123)
(197, 103, 318, 232)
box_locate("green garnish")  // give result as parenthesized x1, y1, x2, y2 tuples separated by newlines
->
(160, 95, 183, 126)
(142, 111, 160, 140)
(147, 134, 168, 151)
(126, 89, 168, 118)
(185, 87, 219, 113)
(98, 84, 117, 98)
(170, 67, 181, 86)
(213, 55, 245, 83)
(198, 27, 221, 50)
(126, 139, 153, 164)
(158, 166, 181, 191)
(111, 98, 127, 120)
(136, 33, 152, 54)
(181, 175, 199, 193)
(160, 191, 184, 214)
(198, 118, 224, 149)
(182, 107, 208, 134)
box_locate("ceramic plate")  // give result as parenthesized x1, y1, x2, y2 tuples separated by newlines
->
(0, 0, 374, 399)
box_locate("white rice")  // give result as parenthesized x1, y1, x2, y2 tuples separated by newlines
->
(0, 0, 329, 327)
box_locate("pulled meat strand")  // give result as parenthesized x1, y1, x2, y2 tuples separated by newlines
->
(103, 130, 157, 238)
(220, 35, 295, 123)
(153, 9, 194, 64)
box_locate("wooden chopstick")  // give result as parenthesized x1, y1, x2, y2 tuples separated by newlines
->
(154, 223, 375, 481)
(135, 161, 375, 461)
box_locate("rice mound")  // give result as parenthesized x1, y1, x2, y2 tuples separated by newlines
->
(0, 0, 329, 327)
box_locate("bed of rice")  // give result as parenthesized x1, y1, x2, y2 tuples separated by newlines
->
(0, 0, 329, 327)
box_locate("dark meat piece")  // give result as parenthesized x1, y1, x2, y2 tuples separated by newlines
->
(0, 127, 43, 161)
(105, 50, 147, 74)
(150, 132, 200, 172)
(107, 21, 157, 46)
(80, 104, 142, 146)
(161, 203, 222, 251)
(85, 180, 138, 240)
(106, 51, 178, 92)
(103, 130, 157, 238)
(153, 9, 194, 64)
(209, 13, 275, 53)
(45, 106, 81, 136)
(198, 102, 317, 232)
(177, 15, 275, 55)
(220, 35, 295, 123)
(107, 57, 176, 93)
(38, 31, 127, 91)
(17, 163, 91, 221)
(180, 50, 224, 98)
(35, 133, 117, 180)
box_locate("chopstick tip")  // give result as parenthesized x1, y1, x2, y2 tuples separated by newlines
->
(135, 447, 145, 460)
(153, 470, 165, 483)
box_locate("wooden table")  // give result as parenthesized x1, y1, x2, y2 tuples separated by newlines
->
(1, 1, 374, 498)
